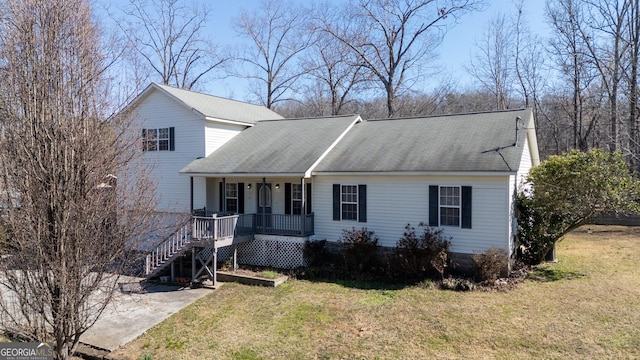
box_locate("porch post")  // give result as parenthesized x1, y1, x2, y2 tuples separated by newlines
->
(191, 248, 196, 282)
(262, 177, 266, 233)
(301, 177, 306, 236)
(221, 177, 226, 213)
(190, 177, 194, 212)
(233, 245, 238, 271)
(213, 248, 218, 287)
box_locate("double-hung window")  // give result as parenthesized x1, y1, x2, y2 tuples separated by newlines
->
(292, 183, 303, 215)
(333, 184, 366, 222)
(225, 183, 238, 213)
(142, 127, 174, 151)
(439, 186, 461, 226)
(341, 185, 358, 221)
(429, 185, 472, 228)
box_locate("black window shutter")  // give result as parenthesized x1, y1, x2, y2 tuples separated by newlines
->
(169, 127, 175, 151)
(142, 129, 147, 151)
(358, 184, 367, 223)
(429, 185, 439, 226)
(306, 183, 312, 214)
(284, 183, 292, 215)
(462, 186, 472, 229)
(219, 182, 223, 212)
(238, 183, 245, 214)
(333, 184, 340, 220)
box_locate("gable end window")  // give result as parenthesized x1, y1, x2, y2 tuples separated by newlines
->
(332, 184, 366, 222)
(429, 185, 472, 228)
(142, 127, 175, 151)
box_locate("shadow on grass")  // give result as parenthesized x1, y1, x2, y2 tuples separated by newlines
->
(527, 267, 586, 282)
(291, 267, 419, 291)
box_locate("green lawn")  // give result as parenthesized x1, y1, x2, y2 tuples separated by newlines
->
(113, 226, 640, 359)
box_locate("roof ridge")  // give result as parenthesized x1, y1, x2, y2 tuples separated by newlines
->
(259, 114, 360, 122)
(366, 108, 530, 122)
(154, 82, 269, 109)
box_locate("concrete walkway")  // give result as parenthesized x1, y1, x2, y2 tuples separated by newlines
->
(79, 276, 212, 352)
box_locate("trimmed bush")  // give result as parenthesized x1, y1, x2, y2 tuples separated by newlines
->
(339, 227, 380, 274)
(388, 223, 451, 281)
(471, 247, 509, 282)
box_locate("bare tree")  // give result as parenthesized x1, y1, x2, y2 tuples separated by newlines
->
(623, 0, 640, 170)
(114, 0, 229, 90)
(547, 0, 596, 150)
(466, 13, 514, 110)
(580, 0, 631, 151)
(0, 1, 156, 358)
(322, 0, 484, 117)
(301, 31, 370, 116)
(234, 0, 314, 109)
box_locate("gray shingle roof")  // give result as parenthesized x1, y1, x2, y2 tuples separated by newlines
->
(180, 115, 361, 175)
(153, 83, 283, 124)
(313, 109, 534, 173)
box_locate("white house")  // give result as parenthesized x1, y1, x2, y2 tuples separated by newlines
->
(128, 84, 540, 282)
(128, 83, 282, 213)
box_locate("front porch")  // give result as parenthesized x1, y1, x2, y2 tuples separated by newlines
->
(144, 212, 313, 287)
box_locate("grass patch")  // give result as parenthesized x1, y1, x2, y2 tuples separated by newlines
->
(527, 264, 586, 282)
(255, 270, 279, 279)
(113, 225, 640, 359)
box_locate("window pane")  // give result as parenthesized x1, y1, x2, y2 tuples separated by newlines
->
(146, 129, 157, 151)
(158, 140, 169, 150)
(293, 200, 302, 215)
(292, 184, 302, 200)
(341, 185, 357, 202)
(158, 128, 169, 139)
(440, 186, 460, 206)
(226, 183, 238, 198)
(440, 207, 460, 226)
(226, 199, 238, 213)
(342, 203, 357, 221)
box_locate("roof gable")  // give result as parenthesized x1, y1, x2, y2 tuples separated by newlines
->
(130, 83, 283, 125)
(313, 109, 536, 173)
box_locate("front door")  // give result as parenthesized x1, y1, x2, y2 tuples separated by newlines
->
(257, 183, 272, 230)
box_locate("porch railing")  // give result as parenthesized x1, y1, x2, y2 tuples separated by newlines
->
(236, 213, 314, 237)
(192, 215, 239, 240)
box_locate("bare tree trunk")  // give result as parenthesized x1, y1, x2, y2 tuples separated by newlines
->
(627, 0, 640, 170)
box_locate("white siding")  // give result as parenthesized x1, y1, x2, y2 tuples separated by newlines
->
(204, 121, 244, 156)
(134, 91, 207, 212)
(507, 137, 536, 255)
(312, 174, 512, 255)
(132, 91, 249, 213)
(516, 137, 533, 191)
